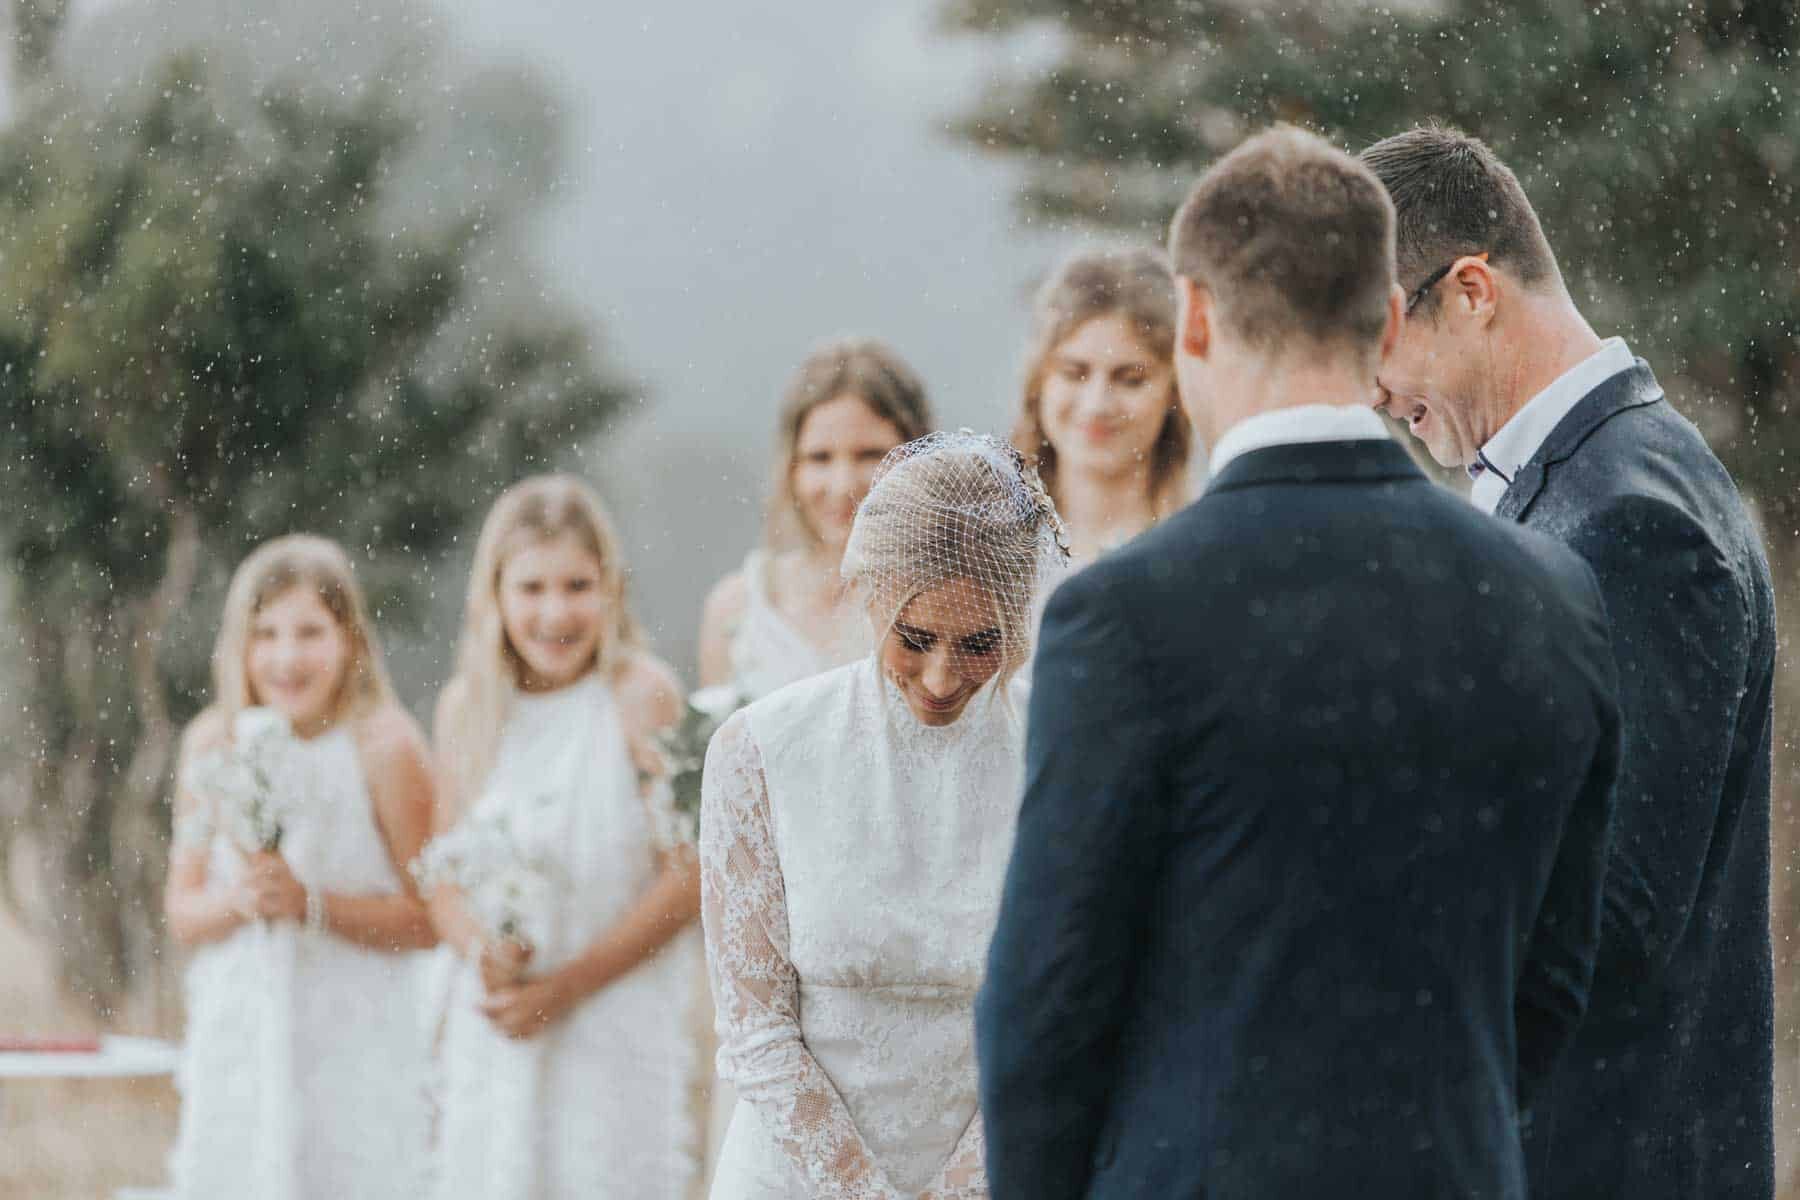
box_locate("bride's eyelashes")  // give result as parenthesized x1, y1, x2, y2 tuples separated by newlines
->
(957, 629, 1003, 658)
(894, 624, 934, 654)
(894, 623, 1003, 661)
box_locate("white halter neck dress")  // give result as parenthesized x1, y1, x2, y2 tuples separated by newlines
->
(431, 674, 701, 1199)
(171, 724, 429, 1200)
(727, 550, 865, 701)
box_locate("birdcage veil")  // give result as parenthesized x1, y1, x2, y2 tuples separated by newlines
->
(841, 430, 1070, 673)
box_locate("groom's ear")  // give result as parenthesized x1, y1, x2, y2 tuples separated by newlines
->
(1378, 282, 1405, 362)
(1177, 276, 1212, 360)
(1447, 254, 1500, 326)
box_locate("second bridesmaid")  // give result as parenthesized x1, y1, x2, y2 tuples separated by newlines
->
(426, 475, 701, 1200)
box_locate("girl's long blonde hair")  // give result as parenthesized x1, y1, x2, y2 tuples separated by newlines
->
(207, 534, 395, 732)
(437, 475, 643, 814)
(1012, 247, 1192, 519)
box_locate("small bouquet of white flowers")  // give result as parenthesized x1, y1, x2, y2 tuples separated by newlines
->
(411, 798, 558, 943)
(186, 706, 304, 853)
(652, 684, 748, 842)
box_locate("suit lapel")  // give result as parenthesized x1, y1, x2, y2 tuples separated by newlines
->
(1494, 463, 1546, 522)
(1494, 361, 1664, 523)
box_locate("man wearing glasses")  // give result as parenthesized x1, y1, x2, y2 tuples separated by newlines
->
(1365, 125, 1776, 1200)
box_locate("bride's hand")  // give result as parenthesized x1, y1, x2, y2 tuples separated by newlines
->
(915, 1185, 965, 1200)
(477, 971, 575, 1040)
(477, 935, 534, 993)
(917, 1157, 984, 1199)
(916, 1183, 982, 1200)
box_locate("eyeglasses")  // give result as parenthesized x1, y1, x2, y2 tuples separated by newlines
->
(1405, 251, 1489, 316)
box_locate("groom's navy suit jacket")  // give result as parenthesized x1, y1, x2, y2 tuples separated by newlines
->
(978, 437, 1622, 1200)
(1495, 364, 1777, 1200)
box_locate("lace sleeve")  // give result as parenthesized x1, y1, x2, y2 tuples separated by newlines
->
(922, 1112, 986, 1199)
(700, 712, 902, 1200)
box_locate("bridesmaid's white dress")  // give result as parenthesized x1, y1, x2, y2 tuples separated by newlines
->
(432, 674, 701, 1200)
(700, 658, 1022, 1199)
(170, 725, 429, 1200)
(727, 549, 866, 699)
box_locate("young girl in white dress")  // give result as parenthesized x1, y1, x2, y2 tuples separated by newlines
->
(1011, 248, 1192, 565)
(701, 432, 1068, 1200)
(164, 534, 438, 1200)
(425, 474, 700, 1200)
(697, 337, 935, 698)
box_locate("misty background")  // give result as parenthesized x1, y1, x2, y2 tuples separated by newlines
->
(4, 0, 1091, 690)
(445, 0, 1080, 680)
(4, 0, 1796, 1194)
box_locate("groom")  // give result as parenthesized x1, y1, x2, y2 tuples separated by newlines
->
(977, 127, 1622, 1198)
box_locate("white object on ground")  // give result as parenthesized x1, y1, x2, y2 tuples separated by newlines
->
(0, 1035, 180, 1080)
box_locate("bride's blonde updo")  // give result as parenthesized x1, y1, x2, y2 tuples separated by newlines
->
(841, 431, 1069, 679)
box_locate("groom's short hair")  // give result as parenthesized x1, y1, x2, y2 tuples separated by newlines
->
(1359, 123, 1561, 304)
(1168, 125, 1395, 355)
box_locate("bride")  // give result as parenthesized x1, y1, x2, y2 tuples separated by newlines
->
(700, 431, 1067, 1199)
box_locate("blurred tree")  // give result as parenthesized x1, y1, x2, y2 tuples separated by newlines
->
(942, 0, 1800, 1180)
(8, 0, 68, 89)
(0, 42, 627, 1006)
(941, 0, 1797, 511)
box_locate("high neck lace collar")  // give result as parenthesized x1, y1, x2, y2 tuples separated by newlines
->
(871, 658, 1012, 750)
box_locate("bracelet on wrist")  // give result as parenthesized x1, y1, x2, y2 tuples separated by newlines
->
(305, 886, 328, 936)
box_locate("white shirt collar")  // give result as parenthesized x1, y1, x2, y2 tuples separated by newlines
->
(1208, 404, 1391, 477)
(1468, 337, 1635, 514)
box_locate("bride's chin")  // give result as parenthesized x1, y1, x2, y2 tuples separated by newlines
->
(913, 694, 969, 725)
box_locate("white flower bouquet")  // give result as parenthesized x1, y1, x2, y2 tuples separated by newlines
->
(411, 798, 558, 943)
(185, 706, 304, 853)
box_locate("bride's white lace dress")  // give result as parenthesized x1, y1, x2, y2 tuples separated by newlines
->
(432, 674, 701, 1200)
(700, 657, 1022, 1199)
(170, 725, 429, 1200)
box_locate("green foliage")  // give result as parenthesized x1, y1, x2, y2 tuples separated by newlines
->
(0, 56, 621, 605)
(655, 685, 752, 842)
(0, 46, 626, 1002)
(942, 0, 1799, 509)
